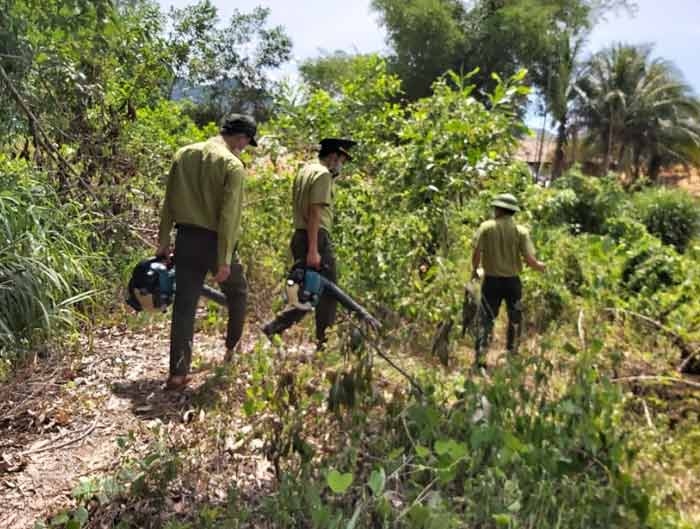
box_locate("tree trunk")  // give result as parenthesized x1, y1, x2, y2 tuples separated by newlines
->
(601, 123, 613, 176)
(649, 155, 663, 182)
(535, 108, 548, 182)
(633, 144, 642, 182)
(617, 141, 626, 170)
(552, 114, 567, 180)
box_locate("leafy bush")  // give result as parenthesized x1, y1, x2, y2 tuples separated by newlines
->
(604, 216, 648, 242)
(265, 350, 654, 529)
(542, 170, 625, 234)
(621, 245, 682, 295)
(633, 187, 700, 252)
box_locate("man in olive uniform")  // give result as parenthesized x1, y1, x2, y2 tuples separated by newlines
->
(471, 193, 546, 369)
(156, 114, 257, 390)
(262, 138, 357, 346)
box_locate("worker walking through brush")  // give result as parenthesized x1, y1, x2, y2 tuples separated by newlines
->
(471, 193, 546, 369)
(262, 138, 357, 348)
(156, 114, 258, 390)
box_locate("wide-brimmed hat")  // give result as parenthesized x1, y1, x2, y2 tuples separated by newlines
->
(220, 114, 258, 146)
(491, 193, 520, 212)
(319, 138, 357, 160)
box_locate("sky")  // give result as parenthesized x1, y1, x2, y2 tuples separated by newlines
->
(158, 0, 700, 99)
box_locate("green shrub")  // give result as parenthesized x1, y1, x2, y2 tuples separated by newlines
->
(266, 351, 653, 529)
(621, 244, 682, 295)
(633, 187, 700, 252)
(604, 216, 649, 242)
(542, 170, 625, 234)
(0, 157, 101, 370)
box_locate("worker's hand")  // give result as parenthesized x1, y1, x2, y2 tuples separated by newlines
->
(365, 315, 382, 332)
(536, 261, 546, 273)
(155, 244, 171, 260)
(306, 250, 322, 270)
(214, 264, 231, 283)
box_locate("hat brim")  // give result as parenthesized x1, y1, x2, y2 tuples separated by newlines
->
(338, 147, 353, 161)
(491, 200, 520, 212)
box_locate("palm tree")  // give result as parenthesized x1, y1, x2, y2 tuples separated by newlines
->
(574, 44, 700, 179)
(622, 58, 700, 180)
(543, 33, 586, 179)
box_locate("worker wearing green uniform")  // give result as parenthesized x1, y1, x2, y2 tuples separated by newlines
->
(262, 138, 357, 346)
(157, 114, 257, 390)
(471, 193, 546, 369)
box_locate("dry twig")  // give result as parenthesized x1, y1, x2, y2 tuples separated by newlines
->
(20, 418, 98, 457)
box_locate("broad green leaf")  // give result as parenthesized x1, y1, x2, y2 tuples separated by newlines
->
(50, 512, 70, 526)
(415, 444, 431, 458)
(368, 467, 385, 496)
(507, 500, 522, 512)
(74, 507, 89, 526)
(326, 469, 353, 494)
(492, 513, 512, 527)
(434, 439, 451, 455)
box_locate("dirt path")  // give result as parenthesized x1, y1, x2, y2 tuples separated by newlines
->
(0, 307, 312, 529)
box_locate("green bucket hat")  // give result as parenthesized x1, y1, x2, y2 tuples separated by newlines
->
(491, 193, 520, 212)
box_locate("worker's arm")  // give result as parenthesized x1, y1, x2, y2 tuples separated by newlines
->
(471, 247, 481, 279)
(521, 229, 546, 272)
(306, 203, 323, 269)
(306, 171, 332, 270)
(471, 226, 483, 280)
(215, 162, 245, 282)
(525, 253, 546, 272)
(156, 161, 176, 258)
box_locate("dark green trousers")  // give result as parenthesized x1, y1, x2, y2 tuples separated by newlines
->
(170, 225, 247, 377)
(264, 229, 337, 344)
(475, 276, 522, 361)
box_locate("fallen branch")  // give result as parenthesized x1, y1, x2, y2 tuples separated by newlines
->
(604, 308, 698, 371)
(611, 375, 700, 390)
(396, 477, 438, 523)
(20, 417, 98, 457)
(679, 350, 700, 374)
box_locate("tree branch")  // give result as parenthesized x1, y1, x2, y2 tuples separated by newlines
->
(0, 62, 98, 200)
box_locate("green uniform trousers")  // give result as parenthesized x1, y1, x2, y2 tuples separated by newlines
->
(475, 275, 522, 361)
(264, 229, 337, 344)
(170, 225, 247, 377)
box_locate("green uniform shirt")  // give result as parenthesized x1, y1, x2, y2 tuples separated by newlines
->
(473, 216, 536, 277)
(292, 161, 334, 232)
(158, 136, 245, 266)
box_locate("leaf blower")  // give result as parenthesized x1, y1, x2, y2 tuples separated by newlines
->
(284, 264, 381, 330)
(125, 257, 226, 313)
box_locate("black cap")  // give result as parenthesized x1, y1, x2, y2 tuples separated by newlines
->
(220, 114, 258, 147)
(319, 138, 357, 160)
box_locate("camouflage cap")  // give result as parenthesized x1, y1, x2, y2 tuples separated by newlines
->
(220, 114, 258, 146)
(491, 193, 520, 212)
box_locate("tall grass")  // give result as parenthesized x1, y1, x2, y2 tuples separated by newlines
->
(0, 156, 101, 372)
